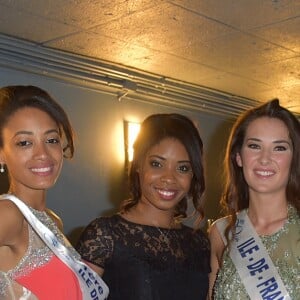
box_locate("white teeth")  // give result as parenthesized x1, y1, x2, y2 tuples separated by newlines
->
(157, 189, 175, 196)
(256, 170, 274, 176)
(31, 167, 51, 173)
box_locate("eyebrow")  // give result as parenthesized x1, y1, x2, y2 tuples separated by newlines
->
(245, 137, 291, 145)
(149, 154, 191, 163)
(13, 129, 60, 138)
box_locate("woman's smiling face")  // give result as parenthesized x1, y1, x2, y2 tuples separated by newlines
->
(236, 116, 293, 196)
(137, 137, 193, 213)
(0, 107, 64, 194)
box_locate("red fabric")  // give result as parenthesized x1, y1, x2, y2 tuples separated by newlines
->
(16, 255, 82, 300)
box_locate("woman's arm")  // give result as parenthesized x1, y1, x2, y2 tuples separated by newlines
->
(208, 222, 225, 299)
(76, 217, 112, 277)
(84, 260, 104, 276)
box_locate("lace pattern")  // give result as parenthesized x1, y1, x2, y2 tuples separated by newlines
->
(77, 214, 210, 269)
(76, 214, 211, 299)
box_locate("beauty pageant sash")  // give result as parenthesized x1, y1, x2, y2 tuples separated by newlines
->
(216, 210, 291, 300)
(0, 194, 109, 300)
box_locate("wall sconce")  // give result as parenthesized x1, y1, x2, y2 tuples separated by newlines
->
(124, 121, 141, 167)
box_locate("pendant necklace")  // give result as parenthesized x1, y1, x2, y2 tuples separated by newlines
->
(156, 226, 171, 243)
(152, 219, 174, 244)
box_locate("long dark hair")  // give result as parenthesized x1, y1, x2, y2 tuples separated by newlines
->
(120, 113, 206, 226)
(222, 99, 300, 240)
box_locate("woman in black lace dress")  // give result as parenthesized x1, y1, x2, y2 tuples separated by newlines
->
(76, 113, 211, 299)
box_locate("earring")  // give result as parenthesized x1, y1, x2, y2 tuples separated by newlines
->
(0, 163, 5, 173)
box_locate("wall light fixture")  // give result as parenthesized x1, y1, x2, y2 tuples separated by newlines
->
(124, 121, 141, 165)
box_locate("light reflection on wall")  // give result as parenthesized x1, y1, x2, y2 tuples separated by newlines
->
(111, 120, 141, 168)
(125, 121, 141, 163)
(113, 120, 127, 165)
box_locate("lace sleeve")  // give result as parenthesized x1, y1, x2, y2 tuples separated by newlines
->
(76, 217, 114, 268)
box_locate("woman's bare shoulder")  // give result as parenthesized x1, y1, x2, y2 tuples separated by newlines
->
(45, 208, 64, 231)
(0, 200, 24, 245)
(209, 216, 229, 237)
(208, 216, 230, 253)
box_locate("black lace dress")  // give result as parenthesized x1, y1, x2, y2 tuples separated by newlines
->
(76, 214, 210, 300)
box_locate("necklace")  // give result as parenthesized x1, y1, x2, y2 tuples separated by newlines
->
(152, 218, 181, 243)
(156, 226, 171, 243)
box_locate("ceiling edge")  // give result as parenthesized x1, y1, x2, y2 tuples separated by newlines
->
(0, 34, 264, 119)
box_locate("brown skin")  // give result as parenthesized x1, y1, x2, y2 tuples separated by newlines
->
(0, 107, 64, 272)
(85, 138, 193, 276)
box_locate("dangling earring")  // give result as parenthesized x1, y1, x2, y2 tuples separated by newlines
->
(0, 163, 5, 173)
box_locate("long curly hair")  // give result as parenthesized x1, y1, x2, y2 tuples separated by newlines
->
(120, 113, 205, 227)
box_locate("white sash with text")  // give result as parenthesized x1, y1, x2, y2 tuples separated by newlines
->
(0, 194, 109, 300)
(216, 210, 290, 300)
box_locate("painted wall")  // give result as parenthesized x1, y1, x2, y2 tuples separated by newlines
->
(0, 66, 233, 244)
